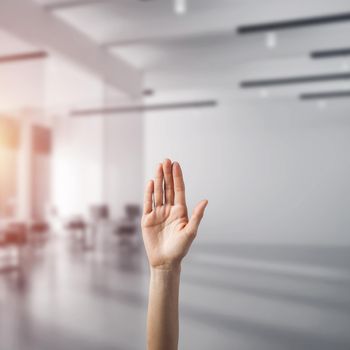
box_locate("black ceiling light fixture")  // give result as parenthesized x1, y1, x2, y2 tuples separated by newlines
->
(237, 12, 350, 34)
(71, 99, 218, 116)
(310, 47, 350, 59)
(300, 90, 350, 100)
(240, 72, 350, 88)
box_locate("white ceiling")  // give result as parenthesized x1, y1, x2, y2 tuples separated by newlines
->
(35, 0, 350, 44)
(0, 30, 35, 55)
(1, 0, 350, 111)
(37, 0, 350, 96)
(0, 29, 125, 113)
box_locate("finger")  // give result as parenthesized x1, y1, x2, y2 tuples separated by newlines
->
(143, 180, 154, 214)
(173, 162, 186, 206)
(154, 163, 164, 207)
(185, 200, 208, 236)
(163, 158, 174, 205)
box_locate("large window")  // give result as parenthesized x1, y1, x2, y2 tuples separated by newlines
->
(0, 117, 19, 218)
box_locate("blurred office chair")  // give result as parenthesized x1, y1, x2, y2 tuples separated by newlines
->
(90, 204, 109, 222)
(65, 216, 88, 248)
(114, 204, 141, 247)
(28, 221, 50, 245)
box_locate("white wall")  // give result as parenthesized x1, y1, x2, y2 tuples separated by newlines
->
(104, 113, 143, 219)
(0, 58, 45, 113)
(144, 97, 350, 245)
(52, 116, 104, 218)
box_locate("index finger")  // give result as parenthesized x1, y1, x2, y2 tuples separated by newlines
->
(143, 180, 154, 214)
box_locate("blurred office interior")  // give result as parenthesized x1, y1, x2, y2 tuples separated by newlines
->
(0, 0, 350, 349)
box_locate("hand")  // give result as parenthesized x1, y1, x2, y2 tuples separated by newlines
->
(141, 159, 208, 270)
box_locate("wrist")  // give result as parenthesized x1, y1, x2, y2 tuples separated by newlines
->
(150, 264, 181, 278)
(150, 267, 181, 294)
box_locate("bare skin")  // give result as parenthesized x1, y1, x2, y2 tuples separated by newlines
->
(141, 159, 208, 350)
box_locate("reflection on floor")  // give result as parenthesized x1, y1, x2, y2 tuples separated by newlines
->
(0, 228, 350, 350)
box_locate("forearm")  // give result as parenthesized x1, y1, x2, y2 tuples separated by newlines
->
(147, 266, 181, 350)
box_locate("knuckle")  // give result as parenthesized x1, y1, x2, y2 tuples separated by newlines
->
(187, 229, 197, 238)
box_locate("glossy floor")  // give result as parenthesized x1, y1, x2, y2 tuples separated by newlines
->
(0, 229, 349, 350)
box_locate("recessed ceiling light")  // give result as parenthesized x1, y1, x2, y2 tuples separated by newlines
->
(265, 32, 277, 49)
(174, 0, 187, 15)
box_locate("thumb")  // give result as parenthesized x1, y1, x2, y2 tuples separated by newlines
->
(186, 200, 208, 236)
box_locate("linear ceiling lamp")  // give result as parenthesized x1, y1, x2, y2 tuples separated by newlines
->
(311, 48, 350, 59)
(71, 99, 218, 116)
(0, 51, 48, 64)
(240, 72, 350, 88)
(300, 90, 350, 100)
(237, 12, 350, 34)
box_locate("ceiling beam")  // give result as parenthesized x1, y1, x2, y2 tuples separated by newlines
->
(44, 0, 155, 11)
(0, 51, 48, 64)
(237, 12, 350, 34)
(0, 0, 142, 96)
(300, 90, 350, 100)
(43, 0, 112, 11)
(102, 29, 231, 48)
(71, 100, 218, 116)
(240, 73, 350, 88)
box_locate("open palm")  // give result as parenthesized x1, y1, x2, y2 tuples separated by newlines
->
(141, 159, 208, 270)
